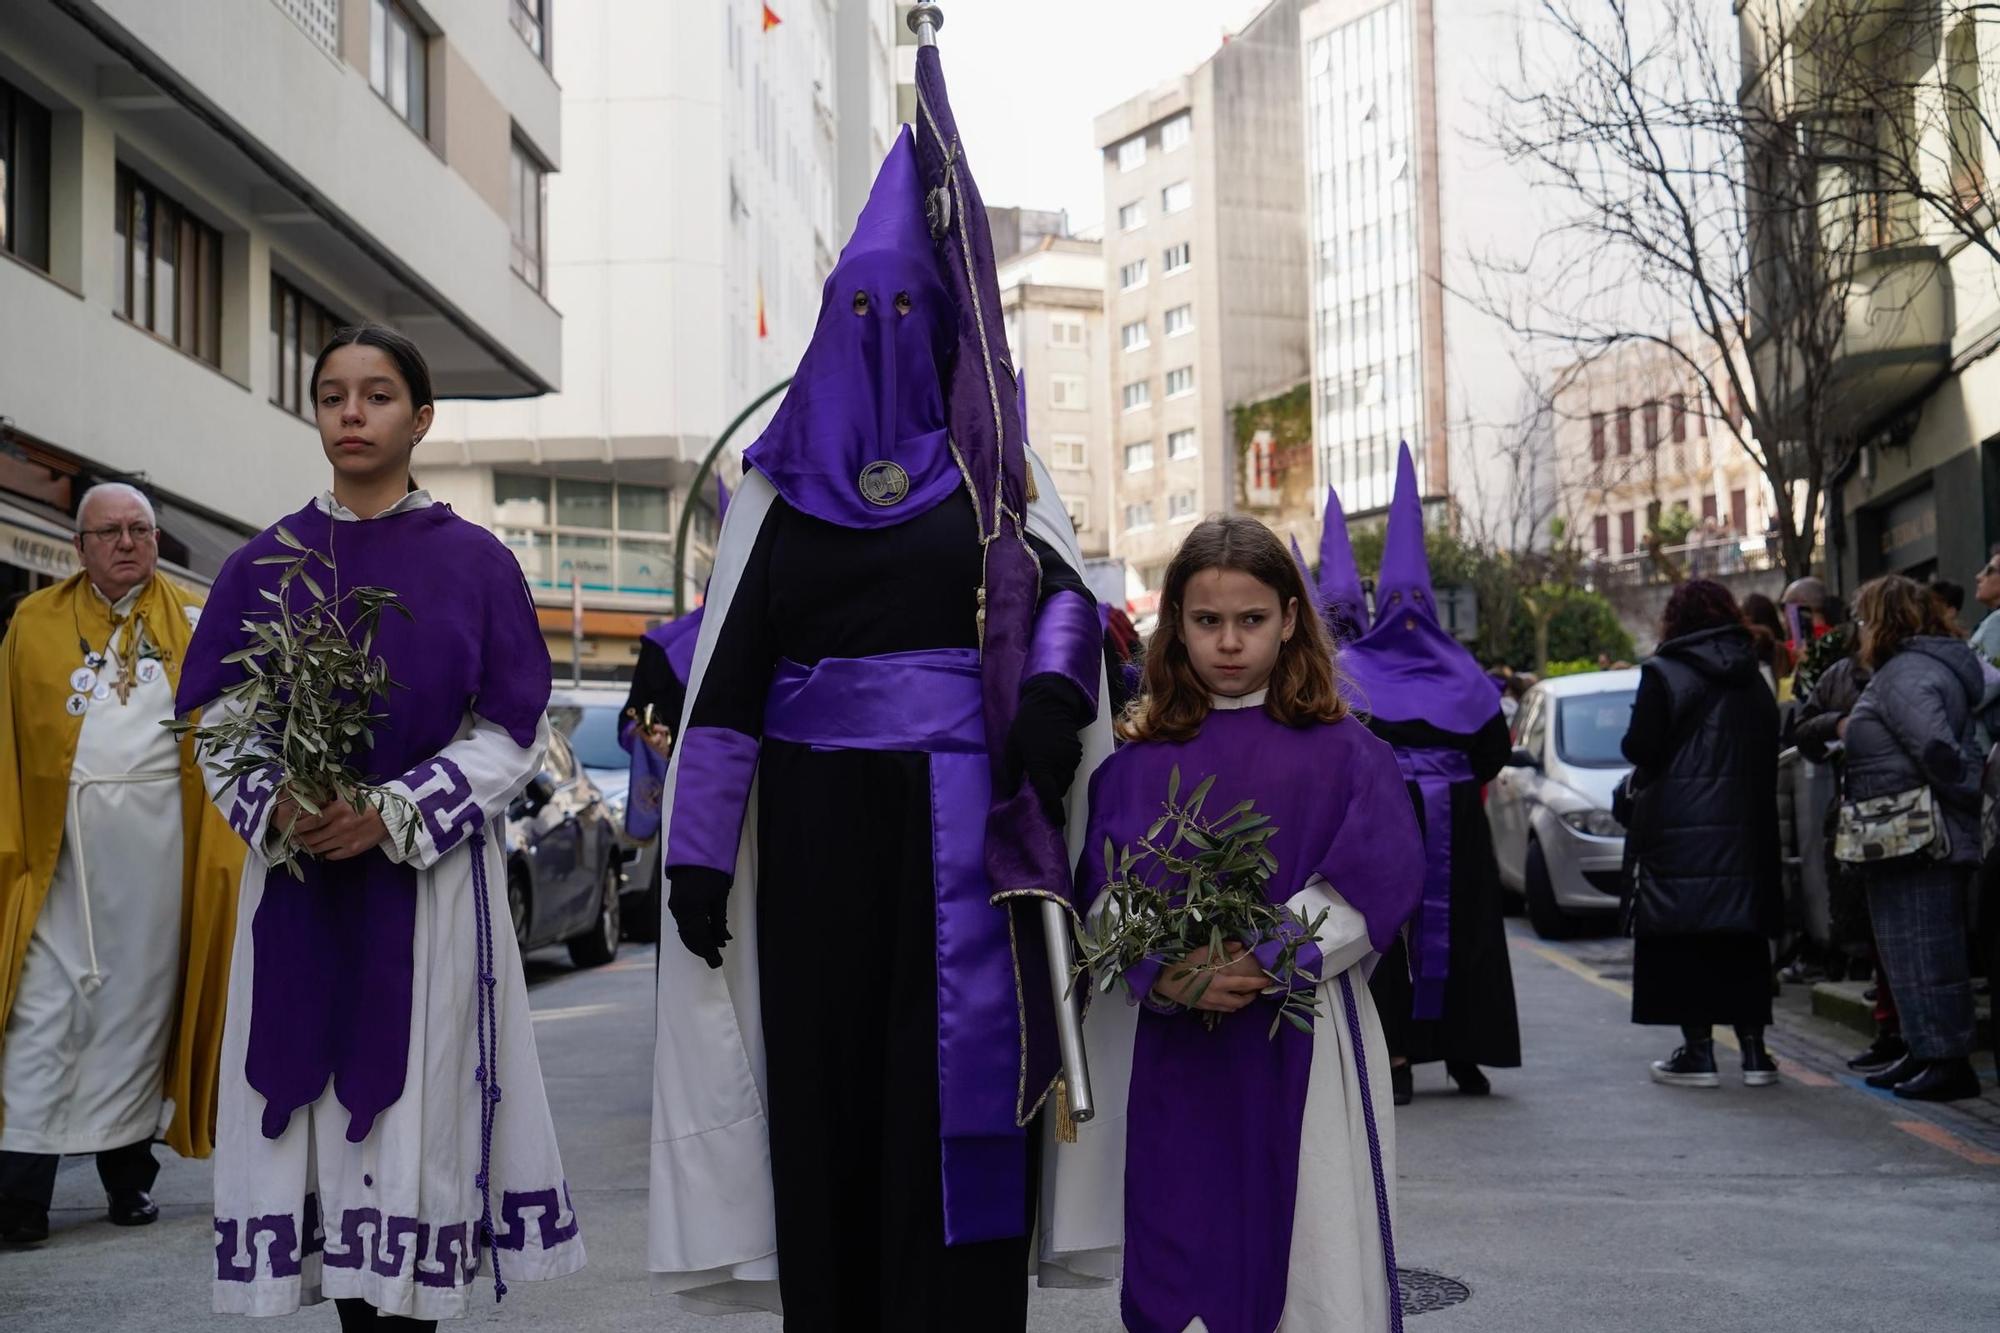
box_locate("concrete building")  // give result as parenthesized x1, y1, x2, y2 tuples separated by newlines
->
(424, 0, 901, 678)
(1000, 234, 1111, 559)
(1095, 0, 1315, 599)
(0, 0, 559, 608)
(1300, 0, 1550, 543)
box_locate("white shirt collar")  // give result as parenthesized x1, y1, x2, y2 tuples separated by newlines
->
(88, 580, 146, 616)
(1209, 687, 1269, 710)
(316, 488, 435, 522)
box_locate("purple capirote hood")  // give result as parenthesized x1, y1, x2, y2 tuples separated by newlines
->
(1317, 485, 1367, 644)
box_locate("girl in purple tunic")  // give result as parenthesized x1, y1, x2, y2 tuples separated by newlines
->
(1077, 517, 1424, 1333)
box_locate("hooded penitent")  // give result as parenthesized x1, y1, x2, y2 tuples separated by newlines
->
(1316, 486, 1368, 647)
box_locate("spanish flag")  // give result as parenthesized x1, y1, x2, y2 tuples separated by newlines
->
(757, 278, 768, 339)
(762, 5, 782, 32)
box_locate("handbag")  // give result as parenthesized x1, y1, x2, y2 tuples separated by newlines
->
(1834, 785, 1950, 864)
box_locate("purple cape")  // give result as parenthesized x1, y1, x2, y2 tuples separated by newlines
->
(1339, 446, 1502, 734)
(176, 501, 551, 1142)
(1077, 708, 1422, 1333)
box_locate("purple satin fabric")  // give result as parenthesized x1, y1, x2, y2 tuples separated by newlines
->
(1023, 589, 1102, 711)
(665, 727, 760, 874)
(622, 722, 667, 842)
(763, 649, 1032, 1246)
(1396, 746, 1473, 1021)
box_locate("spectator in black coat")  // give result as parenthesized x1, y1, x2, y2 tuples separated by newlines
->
(1620, 580, 1783, 1089)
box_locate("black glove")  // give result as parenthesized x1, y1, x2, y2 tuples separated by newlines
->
(1004, 675, 1091, 826)
(666, 865, 733, 969)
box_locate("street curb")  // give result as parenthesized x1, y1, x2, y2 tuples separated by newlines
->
(1810, 979, 1994, 1043)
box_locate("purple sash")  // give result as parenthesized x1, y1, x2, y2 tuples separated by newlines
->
(763, 649, 1028, 1246)
(1394, 746, 1473, 1021)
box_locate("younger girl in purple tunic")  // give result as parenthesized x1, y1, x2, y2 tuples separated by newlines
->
(1078, 517, 1423, 1333)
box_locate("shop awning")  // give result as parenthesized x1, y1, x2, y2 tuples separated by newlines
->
(0, 493, 212, 590)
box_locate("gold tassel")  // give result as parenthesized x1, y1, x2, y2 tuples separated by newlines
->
(1026, 466, 1039, 504)
(1053, 1076, 1078, 1144)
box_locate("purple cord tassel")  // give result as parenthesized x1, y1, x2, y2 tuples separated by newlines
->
(1339, 972, 1404, 1333)
(469, 827, 508, 1301)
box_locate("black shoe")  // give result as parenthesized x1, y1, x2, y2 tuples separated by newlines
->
(1651, 1042, 1719, 1088)
(1894, 1058, 1982, 1103)
(1741, 1038, 1779, 1087)
(1865, 1053, 1922, 1089)
(1446, 1061, 1491, 1095)
(107, 1189, 158, 1227)
(1847, 1034, 1908, 1073)
(0, 1197, 50, 1244)
(1391, 1063, 1413, 1107)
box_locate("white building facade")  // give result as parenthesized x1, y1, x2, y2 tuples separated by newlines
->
(424, 0, 901, 677)
(0, 0, 559, 604)
(999, 235, 1112, 559)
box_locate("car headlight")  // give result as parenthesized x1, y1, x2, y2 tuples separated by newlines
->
(1559, 808, 1623, 837)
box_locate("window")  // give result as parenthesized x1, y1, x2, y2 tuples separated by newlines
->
(1168, 428, 1197, 459)
(1592, 514, 1609, 555)
(1730, 488, 1748, 535)
(1615, 407, 1632, 456)
(1162, 113, 1192, 153)
(1164, 303, 1193, 337)
(1048, 314, 1085, 347)
(1118, 201, 1146, 232)
(1122, 379, 1151, 412)
(494, 474, 681, 596)
(1589, 412, 1606, 464)
(1117, 135, 1147, 172)
(1123, 501, 1154, 531)
(1618, 510, 1636, 554)
(1161, 181, 1192, 214)
(1163, 242, 1191, 275)
(511, 136, 547, 291)
(369, 0, 428, 137)
(1124, 441, 1155, 472)
(270, 275, 345, 420)
(1050, 374, 1086, 410)
(511, 0, 549, 63)
(0, 74, 52, 271)
(114, 167, 222, 366)
(1701, 493, 1718, 524)
(1948, 20, 1984, 207)
(1165, 366, 1194, 398)
(1642, 401, 1659, 450)
(1669, 393, 1687, 443)
(1064, 495, 1089, 531)
(1121, 319, 1150, 352)
(1168, 491, 1197, 520)
(1119, 258, 1148, 291)
(1049, 436, 1088, 470)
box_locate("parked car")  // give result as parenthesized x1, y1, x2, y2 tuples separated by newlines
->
(504, 722, 623, 967)
(546, 685, 658, 942)
(1488, 669, 1640, 938)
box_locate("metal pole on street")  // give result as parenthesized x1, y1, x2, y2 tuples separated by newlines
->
(671, 377, 792, 618)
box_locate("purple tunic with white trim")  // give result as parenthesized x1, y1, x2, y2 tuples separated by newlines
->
(1077, 706, 1422, 1333)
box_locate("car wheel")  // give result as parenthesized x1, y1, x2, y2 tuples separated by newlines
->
(507, 864, 533, 951)
(568, 859, 622, 968)
(1524, 839, 1577, 941)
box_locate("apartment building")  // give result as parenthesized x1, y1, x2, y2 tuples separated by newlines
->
(1000, 234, 1111, 559)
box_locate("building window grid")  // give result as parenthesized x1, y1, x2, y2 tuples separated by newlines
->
(511, 136, 548, 292)
(1121, 319, 1150, 352)
(0, 74, 52, 271)
(1165, 366, 1194, 398)
(510, 0, 550, 63)
(1125, 441, 1155, 472)
(1164, 303, 1194, 337)
(1118, 200, 1146, 232)
(1122, 380, 1151, 413)
(494, 474, 678, 597)
(1049, 436, 1088, 470)
(270, 274, 344, 420)
(1049, 315, 1086, 348)
(1051, 374, 1087, 410)
(1161, 181, 1192, 215)
(1162, 113, 1192, 153)
(1117, 135, 1147, 172)
(1123, 501, 1154, 532)
(1162, 241, 1191, 275)
(1168, 428, 1197, 459)
(369, 0, 428, 137)
(1168, 491, 1197, 521)
(113, 166, 223, 367)
(1119, 258, 1148, 291)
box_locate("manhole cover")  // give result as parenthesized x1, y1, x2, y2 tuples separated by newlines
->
(1398, 1268, 1472, 1315)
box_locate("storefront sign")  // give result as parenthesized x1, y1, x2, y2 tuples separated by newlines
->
(2, 519, 78, 578)
(1878, 487, 1938, 571)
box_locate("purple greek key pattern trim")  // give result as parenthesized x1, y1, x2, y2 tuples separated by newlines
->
(403, 756, 481, 856)
(214, 1183, 578, 1287)
(229, 765, 281, 841)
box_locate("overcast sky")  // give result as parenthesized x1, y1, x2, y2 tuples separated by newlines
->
(924, 0, 1271, 232)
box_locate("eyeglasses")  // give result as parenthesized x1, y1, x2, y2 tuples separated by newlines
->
(77, 523, 158, 545)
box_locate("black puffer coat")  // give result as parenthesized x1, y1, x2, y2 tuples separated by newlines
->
(1620, 625, 1782, 936)
(1842, 636, 1985, 866)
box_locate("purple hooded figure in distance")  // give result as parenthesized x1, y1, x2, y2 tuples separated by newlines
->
(1315, 486, 1368, 647)
(643, 47, 1117, 1325)
(1334, 444, 1522, 1100)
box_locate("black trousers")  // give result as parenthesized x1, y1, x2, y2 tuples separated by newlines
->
(333, 1298, 437, 1332)
(0, 1139, 159, 1209)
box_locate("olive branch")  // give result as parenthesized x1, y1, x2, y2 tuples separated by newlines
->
(169, 524, 417, 879)
(1072, 766, 1328, 1037)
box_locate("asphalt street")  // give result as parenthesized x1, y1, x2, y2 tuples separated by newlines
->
(3, 921, 1996, 1331)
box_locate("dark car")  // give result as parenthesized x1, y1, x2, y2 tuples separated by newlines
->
(504, 725, 623, 968)
(547, 686, 660, 943)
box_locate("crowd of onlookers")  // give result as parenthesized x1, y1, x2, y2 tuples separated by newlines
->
(1611, 562, 1998, 1102)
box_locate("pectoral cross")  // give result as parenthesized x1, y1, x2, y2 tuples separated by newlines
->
(112, 654, 139, 706)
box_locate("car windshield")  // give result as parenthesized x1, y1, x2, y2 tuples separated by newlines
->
(1555, 690, 1636, 768)
(549, 703, 627, 771)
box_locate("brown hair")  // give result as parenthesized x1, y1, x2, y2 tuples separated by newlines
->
(1119, 515, 1348, 744)
(1855, 574, 1956, 670)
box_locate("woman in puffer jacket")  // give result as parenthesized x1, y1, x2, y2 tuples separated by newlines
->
(1840, 575, 1984, 1102)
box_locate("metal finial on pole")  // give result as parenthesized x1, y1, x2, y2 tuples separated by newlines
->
(907, 2, 942, 45)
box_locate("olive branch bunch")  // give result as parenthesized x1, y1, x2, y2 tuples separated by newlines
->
(170, 524, 417, 878)
(1072, 766, 1328, 1037)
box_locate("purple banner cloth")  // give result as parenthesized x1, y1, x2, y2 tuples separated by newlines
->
(1396, 746, 1474, 1021)
(1023, 589, 1102, 712)
(665, 727, 761, 875)
(620, 609, 703, 842)
(176, 500, 551, 1143)
(762, 648, 1032, 1246)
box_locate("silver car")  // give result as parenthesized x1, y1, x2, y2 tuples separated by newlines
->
(547, 685, 655, 939)
(1487, 669, 1639, 938)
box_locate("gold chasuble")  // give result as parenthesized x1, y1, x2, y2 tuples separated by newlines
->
(0, 571, 244, 1158)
